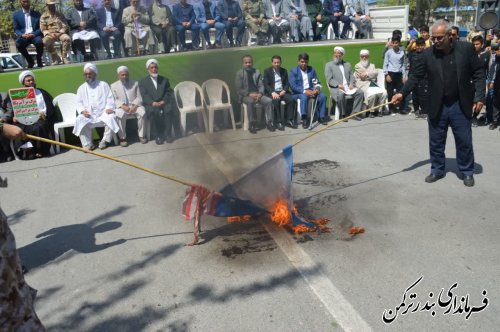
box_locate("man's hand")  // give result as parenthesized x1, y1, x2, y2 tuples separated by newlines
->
(338, 83, 344, 91)
(2, 124, 26, 140)
(129, 105, 138, 113)
(473, 101, 484, 114)
(316, 14, 322, 22)
(365, 15, 371, 21)
(105, 109, 114, 114)
(80, 21, 87, 28)
(207, 19, 215, 26)
(50, 32, 61, 39)
(122, 104, 130, 112)
(82, 110, 91, 118)
(348, 83, 354, 90)
(271, 92, 280, 100)
(304, 89, 315, 97)
(385, 74, 392, 83)
(391, 93, 403, 104)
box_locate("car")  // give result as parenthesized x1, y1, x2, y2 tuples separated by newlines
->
(0, 52, 26, 72)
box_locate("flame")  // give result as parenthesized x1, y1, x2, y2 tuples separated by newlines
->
(270, 199, 292, 226)
(271, 200, 331, 234)
(227, 215, 252, 223)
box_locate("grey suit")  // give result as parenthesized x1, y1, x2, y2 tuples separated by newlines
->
(325, 60, 364, 117)
(264, 0, 289, 43)
(235, 68, 273, 125)
(282, 0, 312, 41)
(111, 80, 146, 140)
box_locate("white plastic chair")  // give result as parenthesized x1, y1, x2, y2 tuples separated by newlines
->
(174, 81, 208, 136)
(53, 93, 78, 153)
(201, 79, 236, 133)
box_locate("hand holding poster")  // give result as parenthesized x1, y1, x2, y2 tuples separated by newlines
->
(9, 87, 39, 125)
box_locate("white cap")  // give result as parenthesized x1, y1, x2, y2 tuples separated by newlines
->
(84, 63, 98, 74)
(334, 46, 345, 55)
(146, 59, 158, 69)
(117, 65, 129, 74)
(19, 70, 35, 85)
(360, 49, 370, 56)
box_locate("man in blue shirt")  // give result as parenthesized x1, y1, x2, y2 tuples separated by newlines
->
(323, 0, 350, 39)
(12, 0, 44, 68)
(217, 0, 245, 47)
(173, 0, 201, 51)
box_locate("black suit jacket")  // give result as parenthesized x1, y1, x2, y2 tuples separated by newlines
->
(66, 6, 98, 34)
(96, 7, 123, 31)
(138, 75, 174, 115)
(402, 41, 485, 120)
(263, 67, 291, 96)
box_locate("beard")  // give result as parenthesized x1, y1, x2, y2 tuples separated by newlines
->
(333, 58, 343, 65)
(85, 77, 96, 84)
(150, 73, 158, 78)
(120, 78, 129, 84)
(360, 60, 370, 68)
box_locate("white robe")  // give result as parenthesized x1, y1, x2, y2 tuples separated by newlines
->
(72, 80, 120, 136)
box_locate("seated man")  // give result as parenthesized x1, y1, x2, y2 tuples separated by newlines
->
(325, 46, 364, 120)
(14, 71, 57, 158)
(13, 0, 44, 68)
(289, 52, 327, 127)
(243, 0, 270, 45)
(345, 0, 372, 39)
(73, 63, 120, 150)
(283, 0, 313, 42)
(173, 0, 201, 51)
(354, 49, 387, 117)
(111, 66, 147, 146)
(323, 0, 350, 39)
(304, 0, 329, 41)
(139, 59, 179, 144)
(194, 0, 225, 49)
(66, 0, 101, 61)
(263, 55, 296, 130)
(149, 0, 176, 53)
(122, 0, 154, 55)
(264, 0, 289, 44)
(217, 0, 245, 47)
(0, 92, 15, 162)
(235, 54, 273, 133)
(96, 0, 123, 59)
(40, 0, 71, 65)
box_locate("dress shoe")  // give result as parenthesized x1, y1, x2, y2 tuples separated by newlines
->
(463, 175, 475, 187)
(155, 137, 164, 145)
(353, 116, 362, 121)
(302, 119, 309, 128)
(139, 137, 148, 144)
(98, 141, 107, 150)
(425, 173, 445, 183)
(165, 136, 174, 143)
(489, 122, 498, 130)
(369, 113, 375, 118)
(318, 117, 328, 125)
(277, 123, 285, 131)
(119, 139, 128, 147)
(249, 125, 257, 134)
(266, 122, 275, 132)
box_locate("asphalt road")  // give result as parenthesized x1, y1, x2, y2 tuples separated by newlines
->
(1, 113, 499, 331)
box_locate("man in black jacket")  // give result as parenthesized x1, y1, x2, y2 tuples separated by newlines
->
(392, 20, 485, 187)
(139, 59, 179, 144)
(263, 55, 296, 130)
(96, 0, 123, 58)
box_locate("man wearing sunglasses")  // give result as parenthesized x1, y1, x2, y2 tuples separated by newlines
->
(392, 19, 485, 187)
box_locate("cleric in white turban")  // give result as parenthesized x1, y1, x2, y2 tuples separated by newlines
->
(146, 58, 158, 69)
(360, 49, 370, 56)
(15, 70, 56, 158)
(73, 62, 120, 150)
(117, 65, 128, 74)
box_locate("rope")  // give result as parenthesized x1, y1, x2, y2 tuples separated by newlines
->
(292, 101, 393, 147)
(25, 134, 193, 187)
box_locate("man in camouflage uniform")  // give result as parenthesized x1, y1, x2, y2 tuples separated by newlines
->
(0, 123, 45, 331)
(40, 0, 71, 65)
(243, 0, 270, 45)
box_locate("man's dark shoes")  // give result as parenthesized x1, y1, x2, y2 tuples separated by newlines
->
(302, 119, 309, 128)
(166, 136, 174, 143)
(249, 124, 257, 134)
(353, 116, 362, 121)
(425, 173, 445, 183)
(155, 137, 164, 145)
(463, 175, 475, 187)
(266, 122, 275, 132)
(277, 123, 285, 131)
(489, 122, 498, 130)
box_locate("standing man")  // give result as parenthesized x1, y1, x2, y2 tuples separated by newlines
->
(194, 0, 225, 49)
(383, 35, 407, 114)
(345, 0, 372, 39)
(149, 0, 176, 53)
(235, 55, 273, 133)
(325, 46, 364, 120)
(1, 124, 45, 331)
(73, 63, 120, 150)
(264, 0, 289, 44)
(40, 0, 71, 65)
(111, 66, 147, 146)
(139, 59, 178, 144)
(122, 0, 154, 56)
(217, 0, 246, 47)
(96, 0, 123, 59)
(264, 55, 296, 130)
(173, 0, 201, 51)
(289, 52, 327, 127)
(12, 0, 44, 68)
(66, 0, 101, 61)
(392, 20, 485, 187)
(323, 0, 350, 39)
(354, 49, 387, 118)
